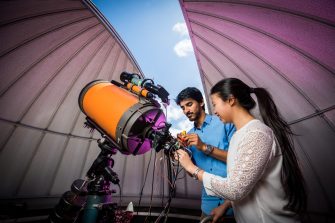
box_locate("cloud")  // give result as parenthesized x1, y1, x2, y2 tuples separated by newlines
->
(166, 103, 184, 122)
(172, 22, 188, 36)
(169, 127, 181, 137)
(164, 102, 193, 137)
(169, 119, 193, 137)
(174, 39, 193, 57)
(172, 22, 193, 57)
(176, 119, 193, 131)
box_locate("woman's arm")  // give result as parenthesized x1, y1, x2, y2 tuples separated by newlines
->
(177, 130, 273, 201)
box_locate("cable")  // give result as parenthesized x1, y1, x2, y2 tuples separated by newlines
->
(154, 147, 182, 223)
(162, 155, 181, 223)
(154, 155, 174, 188)
(153, 154, 177, 223)
(117, 183, 122, 208)
(144, 151, 157, 223)
(161, 152, 165, 208)
(141, 125, 166, 222)
(151, 139, 188, 223)
(137, 149, 153, 215)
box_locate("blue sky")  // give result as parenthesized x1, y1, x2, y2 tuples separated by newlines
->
(92, 0, 205, 134)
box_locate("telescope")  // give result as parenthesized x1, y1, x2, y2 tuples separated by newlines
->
(78, 72, 172, 155)
(50, 72, 182, 223)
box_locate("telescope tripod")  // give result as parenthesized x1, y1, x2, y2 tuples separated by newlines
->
(50, 138, 132, 223)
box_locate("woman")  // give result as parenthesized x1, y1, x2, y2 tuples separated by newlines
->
(175, 78, 306, 223)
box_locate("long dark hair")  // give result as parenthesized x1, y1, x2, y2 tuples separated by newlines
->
(211, 78, 306, 214)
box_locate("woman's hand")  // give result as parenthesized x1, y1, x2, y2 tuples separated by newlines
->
(211, 200, 232, 223)
(174, 149, 196, 173)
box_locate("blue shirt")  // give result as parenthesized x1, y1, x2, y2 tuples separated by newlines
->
(188, 114, 236, 215)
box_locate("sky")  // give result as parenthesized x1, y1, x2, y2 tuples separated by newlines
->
(92, 0, 205, 135)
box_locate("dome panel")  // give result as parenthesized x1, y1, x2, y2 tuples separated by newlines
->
(192, 27, 316, 121)
(0, 0, 84, 24)
(245, 0, 335, 23)
(185, 1, 335, 70)
(291, 116, 335, 212)
(20, 32, 110, 128)
(49, 137, 89, 195)
(183, 0, 335, 24)
(293, 137, 330, 213)
(0, 10, 93, 55)
(0, 126, 43, 197)
(0, 18, 100, 96)
(196, 45, 249, 84)
(17, 133, 68, 196)
(122, 155, 152, 196)
(324, 110, 335, 126)
(0, 25, 105, 121)
(80, 140, 100, 179)
(71, 113, 95, 138)
(0, 120, 15, 149)
(188, 12, 335, 110)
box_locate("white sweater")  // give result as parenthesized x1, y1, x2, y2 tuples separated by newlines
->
(203, 119, 299, 223)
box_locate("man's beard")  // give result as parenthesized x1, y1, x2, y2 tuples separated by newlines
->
(186, 111, 200, 121)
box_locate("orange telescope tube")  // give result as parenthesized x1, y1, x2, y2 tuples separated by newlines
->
(79, 80, 166, 155)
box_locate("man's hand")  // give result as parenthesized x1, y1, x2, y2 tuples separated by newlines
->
(211, 200, 232, 223)
(180, 133, 227, 162)
(184, 133, 206, 151)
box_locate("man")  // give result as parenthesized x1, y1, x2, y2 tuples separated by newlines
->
(175, 87, 235, 218)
